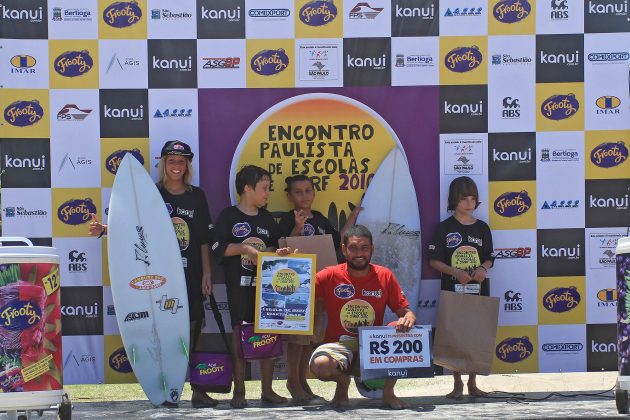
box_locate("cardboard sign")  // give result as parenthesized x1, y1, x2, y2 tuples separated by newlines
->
(279, 234, 338, 272)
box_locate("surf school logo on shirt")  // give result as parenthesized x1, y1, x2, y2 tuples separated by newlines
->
(299, 0, 338, 26)
(232, 222, 251, 237)
(103, 1, 142, 28)
(543, 287, 580, 313)
(540, 94, 579, 120)
(444, 46, 483, 73)
(251, 49, 289, 76)
(494, 191, 531, 217)
(495, 336, 533, 363)
(130, 275, 166, 290)
(0, 300, 42, 331)
(303, 223, 316, 236)
(4, 100, 44, 127)
(492, 0, 531, 23)
(446, 232, 463, 248)
(57, 198, 97, 225)
(109, 347, 132, 373)
(105, 149, 144, 175)
(334, 284, 355, 299)
(590, 142, 628, 168)
(54, 50, 93, 77)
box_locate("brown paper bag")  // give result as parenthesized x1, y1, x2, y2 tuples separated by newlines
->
(279, 234, 338, 273)
(432, 290, 499, 376)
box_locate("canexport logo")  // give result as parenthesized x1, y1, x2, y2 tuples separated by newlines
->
(541, 343, 583, 352)
(588, 52, 629, 62)
(595, 96, 621, 114)
(4, 100, 44, 127)
(334, 284, 355, 299)
(250, 49, 289, 75)
(232, 222, 251, 237)
(590, 142, 628, 168)
(103, 1, 142, 28)
(10, 55, 36, 73)
(493, 191, 532, 217)
(495, 336, 533, 363)
(57, 198, 97, 225)
(54, 50, 93, 77)
(493, 0, 531, 23)
(540, 94, 579, 120)
(105, 149, 144, 175)
(129, 275, 167, 290)
(249, 9, 290, 18)
(299, 0, 337, 26)
(446, 232, 463, 248)
(444, 46, 482, 73)
(542, 287, 581, 313)
(109, 347, 132, 373)
(0, 300, 42, 331)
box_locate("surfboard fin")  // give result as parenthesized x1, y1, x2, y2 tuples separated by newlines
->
(161, 373, 168, 398)
(130, 346, 137, 366)
(180, 337, 189, 359)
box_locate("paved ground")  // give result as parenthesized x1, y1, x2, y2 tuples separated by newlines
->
(5, 372, 630, 419)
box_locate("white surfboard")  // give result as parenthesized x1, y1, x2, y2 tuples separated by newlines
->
(108, 154, 190, 407)
(357, 147, 422, 323)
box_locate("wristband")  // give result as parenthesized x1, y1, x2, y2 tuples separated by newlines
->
(476, 265, 487, 272)
(97, 226, 105, 239)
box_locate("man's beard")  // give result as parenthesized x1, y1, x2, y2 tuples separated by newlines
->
(346, 256, 370, 271)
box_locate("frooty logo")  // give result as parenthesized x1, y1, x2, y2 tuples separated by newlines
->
(445, 232, 462, 248)
(251, 49, 289, 75)
(103, 1, 142, 28)
(200, 6, 241, 21)
(587, 0, 628, 15)
(443, 100, 483, 116)
(347, 54, 387, 69)
(496, 337, 533, 363)
(54, 50, 93, 77)
(0, 5, 43, 22)
(541, 94, 579, 120)
(543, 287, 581, 313)
(0, 300, 41, 331)
(334, 284, 355, 299)
(103, 104, 144, 120)
(395, 4, 434, 18)
(444, 46, 482, 72)
(109, 347, 132, 373)
(493, 0, 531, 23)
(232, 222, 251, 237)
(541, 244, 581, 259)
(299, 0, 337, 26)
(590, 142, 628, 168)
(106, 149, 144, 174)
(57, 198, 97, 225)
(492, 147, 531, 163)
(493, 191, 532, 217)
(152, 55, 192, 71)
(539, 50, 580, 65)
(4, 100, 44, 127)
(4, 154, 46, 171)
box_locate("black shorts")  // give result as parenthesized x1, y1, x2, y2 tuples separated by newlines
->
(225, 279, 256, 327)
(441, 276, 490, 297)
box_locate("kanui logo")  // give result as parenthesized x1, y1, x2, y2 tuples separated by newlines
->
(551, 0, 569, 20)
(586, 324, 616, 371)
(343, 38, 390, 86)
(537, 228, 585, 276)
(0, 138, 50, 188)
(197, 0, 245, 39)
(586, 179, 630, 228)
(439, 85, 487, 133)
(68, 249, 87, 273)
(0, 0, 48, 39)
(585, 0, 630, 33)
(536, 34, 584, 83)
(391, 0, 438, 37)
(488, 132, 535, 181)
(61, 286, 103, 335)
(148, 40, 197, 88)
(99, 89, 148, 138)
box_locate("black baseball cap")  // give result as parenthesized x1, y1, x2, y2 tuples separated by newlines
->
(160, 140, 194, 160)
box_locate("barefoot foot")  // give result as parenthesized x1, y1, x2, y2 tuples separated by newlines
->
(467, 384, 489, 398)
(230, 394, 248, 409)
(261, 391, 288, 405)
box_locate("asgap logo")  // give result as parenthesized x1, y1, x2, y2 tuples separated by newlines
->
(502, 97, 520, 119)
(504, 290, 523, 312)
(493, 247, 531, 259)
(203, 57, 240, 69)
(68, 250, 87, 273)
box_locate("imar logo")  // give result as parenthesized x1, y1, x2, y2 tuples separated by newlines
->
(68, 250, 87, 273)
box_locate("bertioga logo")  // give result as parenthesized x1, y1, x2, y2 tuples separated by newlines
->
(4, 100, 44, 127)
(590, 142, 628, 168)
(57, 198, 97, 225)
(300, 0, 337, 25)
(543, 287, 581, 313)
(493, 0, 531, 23)
(109, 347, 132, 373)
(54, 50, 93, 77)
(251, 49, 289, 76)
(493, 191, 531, 217)
(105, 149, 144, 175)
(541, 94, 579, 120)
(495, 336, 533, 363)
(103, 1, 142, 28)
(0, 300, 42, 331)
(444, 46, 483, 73)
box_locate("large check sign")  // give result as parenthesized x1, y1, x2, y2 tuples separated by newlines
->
(358, 326, 434, 380)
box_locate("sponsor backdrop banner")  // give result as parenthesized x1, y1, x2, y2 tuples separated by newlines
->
(0, 0, 628, 382)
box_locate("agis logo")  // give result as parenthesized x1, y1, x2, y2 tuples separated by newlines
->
(3, 100, 44, 127)
(590, 142, 628, 168)
(232, 222, 251, 237)
(10, 55, 36, 74)
(495, 336, 533, 363)
(334, 284, 355, 299)
(444, 46, 483, 73)
(109, 347, 132, 373)
(493, 191, 532, 217)
(106, 149, 144, 174)
(103, 1, 143, 28)
(595, 96, 621, 114)
(493, 0, 531, 23)
(540, 94, 579, 120)
(299, 0, 338, 26)
(57, 198, 97, 225)
(251, 49, 289, 76)
(542, 287, 581, 313)
(597, 288, 617, 307)
(54, 50, 93, 77)
(0, 300, 42, 331)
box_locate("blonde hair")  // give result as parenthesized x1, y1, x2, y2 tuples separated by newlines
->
(157, 156, 193, 191)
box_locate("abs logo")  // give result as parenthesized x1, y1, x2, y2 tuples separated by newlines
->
(541, 94, 579, 120)
(334, 284, 355, 299)
(57, 198, 97, 225)
(551, 0, 569, 19)
(109, 347, 132, 373)
(504, 290, 523, 312)
(502, 97, 520, 119)
(299, 0, 337, 26)
(251, 49, 289, 75)
(10, 55, 36, 74)
(102, 1, 142, 28)
(493, 0, 531, 23)
(496, 336, 533, 363)
(542, 287, 581, 313)
(4, 100, 44, 127)
(595, 96, 621, 115)
(444, 46, 483, 73)
(124, 311, 149, 322)
(54, 50, 93, 77)
(156, 295, 183, 314)
(105, 149, 144, 175)
(68, 250, 87, 273)
(445, 232, 463, 248)
(493, 191, 532, 217)
(232, 222, 251, 237)
(590, 142, 628, 168)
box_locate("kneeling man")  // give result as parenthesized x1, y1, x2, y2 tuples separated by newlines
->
(310, 225, 416, 409)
